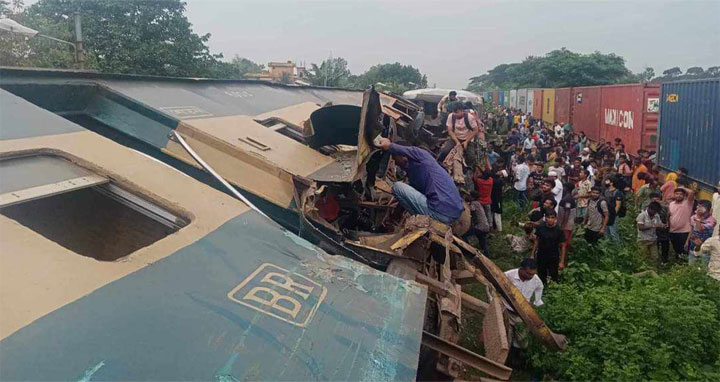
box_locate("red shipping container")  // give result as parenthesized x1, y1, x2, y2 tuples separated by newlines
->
(532, 89, 543, 120)
(599, 83, 660, 156)
(554, 87, 573, 125)
(571, 86, 602, 142)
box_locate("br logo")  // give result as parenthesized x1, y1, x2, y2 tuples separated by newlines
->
(227, 263, 327, 327)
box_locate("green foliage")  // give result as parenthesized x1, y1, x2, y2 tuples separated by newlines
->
(207, 55, 264, 79)
(467, 48, 632, 92)
(525, 200, 720, 381)
(530, 268, 720, 381)
(12, 0, 223, 77)
(652, 66, 720, 83)
(352, 62, 428, 94)
(306, 57, 352, 87)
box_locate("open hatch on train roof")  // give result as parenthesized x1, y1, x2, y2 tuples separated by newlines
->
(0, 154, 188, 261)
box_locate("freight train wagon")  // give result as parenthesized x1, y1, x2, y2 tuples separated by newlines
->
(657, 79, 720, 197)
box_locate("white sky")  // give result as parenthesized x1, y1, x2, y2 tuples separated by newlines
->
(185, 0, 719, 88)
(23, 0, 720, 88)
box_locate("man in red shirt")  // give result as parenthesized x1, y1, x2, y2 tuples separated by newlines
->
(668, 187, 695, 260)
(473, 167, 494, 228)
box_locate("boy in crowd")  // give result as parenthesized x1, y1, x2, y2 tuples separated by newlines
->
(649, 192, 671, 264)
(473, 167, 494, 227)
(636, 201, 664, 265)
(558, 183, 577, 252)
(603, 177, 623, 242)
(490, 161, 508, 232)
(668, 187, 695, 259)
(584, 186, 609, 244)
(464, 191, 491, 256)
(513, 156, 530, 209)
(532, 209, 567, 284)
(687, 200, 717, 266)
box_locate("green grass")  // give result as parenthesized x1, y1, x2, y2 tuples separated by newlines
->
(459, 191, 720, 381)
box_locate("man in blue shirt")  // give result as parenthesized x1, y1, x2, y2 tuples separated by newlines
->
(378, 138, 463, 224)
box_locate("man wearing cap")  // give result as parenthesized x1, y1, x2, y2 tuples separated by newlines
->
(580, 147, 591, 163)
(378, 138, 463, 224)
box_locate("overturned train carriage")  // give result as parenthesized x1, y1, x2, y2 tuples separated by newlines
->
(0, 89, 427, 380)
(0, 68, 565, 380)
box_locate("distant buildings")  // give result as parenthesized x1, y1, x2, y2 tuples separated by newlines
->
(246, 60, 309, 84)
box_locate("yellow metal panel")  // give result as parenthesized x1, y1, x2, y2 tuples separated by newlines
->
(542, 88, 555, 124)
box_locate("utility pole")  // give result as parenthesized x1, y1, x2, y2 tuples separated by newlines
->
(74, 11, 84, 69)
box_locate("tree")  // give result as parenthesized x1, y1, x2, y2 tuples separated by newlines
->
(685, 66, 704, 76)
(231, 56, 264, 77)
(306, 57, 351, 87)
(205, 56, 264, 79)
(353, 62, 428, 93)
(466, 48, 632, 92)
(662, 67, 682, 77)
(708, 66, 720, 77)
(23, 0, 221, 77)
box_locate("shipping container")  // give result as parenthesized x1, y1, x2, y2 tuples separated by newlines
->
(492, 90, 499, 105)
(509, 89, 517, 109)
(542, 88, 555, 124)
(532, 89, 543, 120)
(516, 88, 528, 113)
(599, 83, 660, 156)
(658, 79, 720, 189)
(498, 90, 505, 106)
(571, 86, 602, 142)
(554, 87, 573, 125)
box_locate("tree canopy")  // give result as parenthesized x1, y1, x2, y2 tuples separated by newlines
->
(306, 57, 352, 87)
(650, 66, 720, 82)
(467, 48, 633, 92)
(467, 48, 720, 92)
(351, 62, 428, 93)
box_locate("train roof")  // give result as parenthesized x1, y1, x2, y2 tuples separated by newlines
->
(0, 88, 425, 381)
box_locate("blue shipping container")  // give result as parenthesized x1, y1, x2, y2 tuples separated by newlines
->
(498, 91, 505, 106)
(658, 79, 720, 188)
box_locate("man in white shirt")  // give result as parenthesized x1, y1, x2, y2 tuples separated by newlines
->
(554, 122, 564, 139)
(548, 171, 563, 211)
(513, 156, 530, 209)
(504, 258, 544, 308)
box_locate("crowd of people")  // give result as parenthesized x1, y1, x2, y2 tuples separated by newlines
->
(379, 91, 720, 294)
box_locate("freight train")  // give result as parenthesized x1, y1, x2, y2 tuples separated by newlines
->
(484, 79, 719, 198)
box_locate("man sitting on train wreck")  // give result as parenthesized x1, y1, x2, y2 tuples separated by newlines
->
(377, 137, 464, 225)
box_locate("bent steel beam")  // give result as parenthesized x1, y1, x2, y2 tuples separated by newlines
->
(421, 331, 512, 380)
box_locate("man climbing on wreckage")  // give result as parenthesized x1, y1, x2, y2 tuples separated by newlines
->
(378, 137, 464, 225)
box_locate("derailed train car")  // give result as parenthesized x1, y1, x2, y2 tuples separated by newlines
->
(0, 89, 426, 380)
(0, 68, 565, 380)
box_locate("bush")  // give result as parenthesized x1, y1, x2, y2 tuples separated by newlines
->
(530, 267, 720, 381)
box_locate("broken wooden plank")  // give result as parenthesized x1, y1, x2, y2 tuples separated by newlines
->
(390, 229, 428, 251)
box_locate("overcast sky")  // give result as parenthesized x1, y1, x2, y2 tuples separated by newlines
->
(20, 0, 718, 87)
(184, 0, 719, 88)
